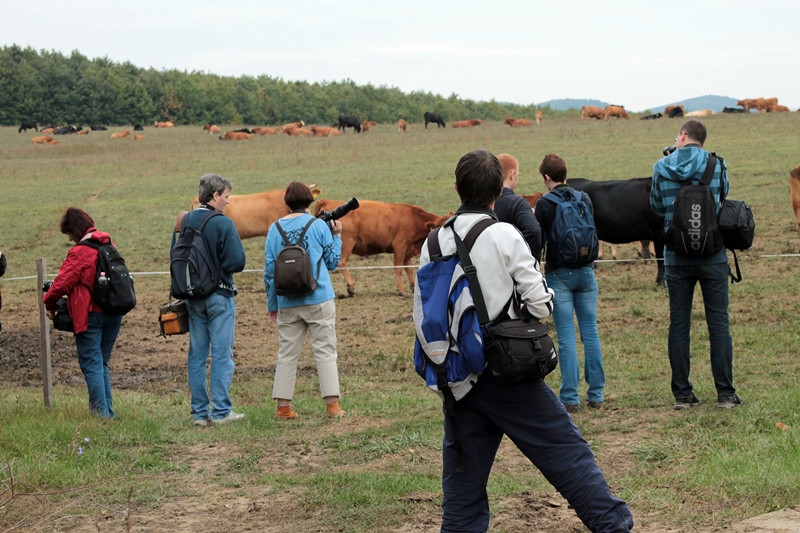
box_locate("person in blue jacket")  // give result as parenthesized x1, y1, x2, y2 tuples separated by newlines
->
(264, 181, 345, 419)
(175, 174, 247, 426)
(650, 119, 742, 410)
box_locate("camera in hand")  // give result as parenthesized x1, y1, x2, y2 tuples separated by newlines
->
(42, 281, 74, 332)
(318, 197, 359, 222)
(662, 145, 677, 157)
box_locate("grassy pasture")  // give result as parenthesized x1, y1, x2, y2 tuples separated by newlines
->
(0, 115, 799, 532)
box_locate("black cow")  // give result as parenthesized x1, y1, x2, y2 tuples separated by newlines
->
(640, 113, 663, 120)
(18, 120, 38, 133)
(337, 115, 361, 133)
(53, 125, 81, 135)
(668, 107, 684, 118)
(567, 177, 666, 286)
(424, 111, 446, 129)
(232, 128, 252, 133)
(133, 124, 144, 131)
(90, 124, 108, 130)
(722, 107, 746, 113)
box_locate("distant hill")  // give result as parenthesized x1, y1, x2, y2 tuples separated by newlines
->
(538, 95, 742, 114)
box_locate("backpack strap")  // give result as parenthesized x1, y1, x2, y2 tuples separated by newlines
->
(700, 153, 717, 186)
(451, 217, 497, 328)
(275, 217, 324, 280)
(542, 186, 578, 205)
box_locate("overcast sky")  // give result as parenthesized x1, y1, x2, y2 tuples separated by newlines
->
(5, 1, 799, 112)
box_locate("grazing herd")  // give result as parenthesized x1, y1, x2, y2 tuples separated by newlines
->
(15, 104, 799, 291)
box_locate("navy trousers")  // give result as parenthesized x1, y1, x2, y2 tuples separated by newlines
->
(441, 374, 633, 533)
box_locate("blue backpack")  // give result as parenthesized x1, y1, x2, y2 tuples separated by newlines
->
(413, 217, 496, 401)
(542, 188, 599, 266)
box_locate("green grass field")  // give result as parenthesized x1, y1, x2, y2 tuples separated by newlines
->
(1, 115, 799, 532)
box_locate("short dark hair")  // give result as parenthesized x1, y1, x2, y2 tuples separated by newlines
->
(680, 119, 707, 144)
(198, 173, 233, 204)
(454, 149, 504, 206)
(60, 207, 95, 240)
(284, 181, 314, 210)
(539, 153, 567, 183)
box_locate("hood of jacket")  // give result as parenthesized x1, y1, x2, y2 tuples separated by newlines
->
(653, 145, 709, 184)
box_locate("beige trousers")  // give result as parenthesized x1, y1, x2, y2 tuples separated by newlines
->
(272, 299, 340, 400)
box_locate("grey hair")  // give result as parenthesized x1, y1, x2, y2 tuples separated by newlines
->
(198, 174, 233, 204)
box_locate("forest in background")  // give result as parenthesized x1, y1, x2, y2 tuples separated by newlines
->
(0, 45, 558, 127)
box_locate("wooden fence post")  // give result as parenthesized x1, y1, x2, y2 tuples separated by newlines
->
(36, 258, 53, 408)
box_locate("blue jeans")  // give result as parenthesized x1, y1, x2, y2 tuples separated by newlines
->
(441, 375, 633, 532)
(75, 312, 122, 418)
(546, 267, 605, 406)
(185, 293, 237, 421)
(664, 262, 734, 401)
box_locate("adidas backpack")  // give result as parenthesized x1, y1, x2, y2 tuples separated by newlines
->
(79, 239, 137, 315)
(170, 210, 222, 299)
(665, 154, 725, 257)
(542, 188, 599, 266)
(273, 217, 320, 296)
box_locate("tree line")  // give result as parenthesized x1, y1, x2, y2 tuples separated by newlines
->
(0, 45, 565, 128)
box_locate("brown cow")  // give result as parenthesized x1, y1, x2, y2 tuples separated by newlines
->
(154, 121, 175, 128)
(313, 199, 449, 296)
(397, 119, 408, 132)
(132, 134, 145, 140)
(604, 105, 629, 120)
(766, 104, 790, 112)
(664, 105, 686, 117)
(75, 129, 89, 135)
(204, 125, 222, 134)
(190, 186, 323, 239)
(252, 126, 279, 135)
(361, 120, 378, 132)
(219, 131, 251, 140)
(522, 193, 543, 208)
(535, 110, 543, 125)
(281, 121, 304, 134)
(452, 119, 482, 128)
(111, 130, 131, 139)
(791, 165, 800, 240)
(31, 135, 59, 144)
(505, 117, 533, 127)
(286, 127, 313, 137)
(581, 106, 605, 120)
(310, 125, 340, 137)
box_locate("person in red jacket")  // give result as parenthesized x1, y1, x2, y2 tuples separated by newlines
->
(42, 207, 123, 418)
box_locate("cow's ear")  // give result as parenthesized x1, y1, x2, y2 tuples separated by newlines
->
(311, 187, 322, 198)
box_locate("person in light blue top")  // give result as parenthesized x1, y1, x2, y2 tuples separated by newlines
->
(264, 181, 345, 419)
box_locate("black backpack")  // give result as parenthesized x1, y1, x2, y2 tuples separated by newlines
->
(665, 154, 725, 257)
(170, 210, 222, 299)
(542, 188, 599, 266)
(79, 239, 137, 315)
(273, 218, 320, 296)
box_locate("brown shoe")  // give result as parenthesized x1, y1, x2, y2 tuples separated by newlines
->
(564, 404, 581, 413)
(326, 400, 345, 417)
(276, 405, 298, 419)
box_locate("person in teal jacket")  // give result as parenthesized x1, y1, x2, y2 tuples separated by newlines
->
(176, 174, 247, 426)
(264, 181, 344, 419)
(650, 119, 741, 410)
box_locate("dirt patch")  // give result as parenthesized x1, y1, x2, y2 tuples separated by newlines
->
(1, 274, 798, 532)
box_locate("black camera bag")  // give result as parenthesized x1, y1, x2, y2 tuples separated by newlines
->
(484, 317, 558, 385)
(52, 296, 74, 332)
(452, 223, 558, 386)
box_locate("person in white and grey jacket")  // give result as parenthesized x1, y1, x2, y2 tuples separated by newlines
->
(417, 149, 633, 533)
